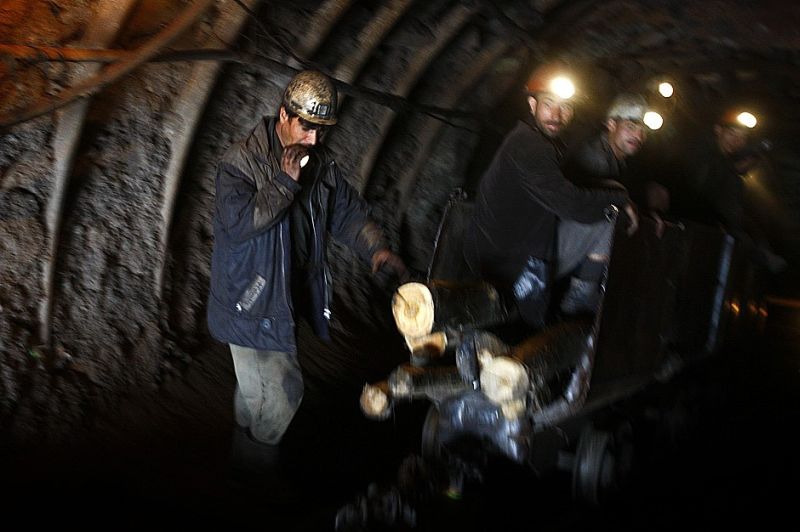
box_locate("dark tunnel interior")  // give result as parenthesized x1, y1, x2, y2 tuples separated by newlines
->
(1, 1, 799, 530)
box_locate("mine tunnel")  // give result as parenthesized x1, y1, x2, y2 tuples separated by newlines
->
(1, 1, 799, 530)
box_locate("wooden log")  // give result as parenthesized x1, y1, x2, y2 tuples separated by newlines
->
(480, 355, 530, 419)
(392, 282, 435, 338)
(389, 364, 472, 402)
(406, 331, 449, 364)
(453, 319, 593, 416)
(391, 280, 510, 339)
(360, 381, 392, 420)
(359, 363, 473, 420)
(509, 318, 594, 413)
(363, 317, 595, 423)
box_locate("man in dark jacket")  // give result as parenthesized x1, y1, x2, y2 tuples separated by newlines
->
(686, 109, 786, 273)
(207, 70, 406, 457)
(565, 92, 668, 236)
(566, 92, 648, 185)
(464, 62, 632, 332)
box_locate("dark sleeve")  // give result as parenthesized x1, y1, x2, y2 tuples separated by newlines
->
(564, 141, 610, 186)
(704, 164, 745, 234)
(326, 161, 388, 261)
(506, 133, 628, 223)
(215, 154, 301, 244)
(685, 157, 710, 202)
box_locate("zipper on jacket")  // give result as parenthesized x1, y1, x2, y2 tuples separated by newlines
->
(309, 167, 331, 322)
(279, 228, 292, 313)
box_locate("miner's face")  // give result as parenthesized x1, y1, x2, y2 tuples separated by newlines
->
(607, 118, 646, 159)
(278, 106, 327, 147)
(528, 94, 574, 138)
(715, 124, 748, 157)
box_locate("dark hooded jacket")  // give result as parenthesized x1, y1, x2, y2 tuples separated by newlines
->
(207, 117, 388, 353)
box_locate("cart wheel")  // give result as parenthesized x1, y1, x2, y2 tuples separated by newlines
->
(421, 405, 442, 460)
(572, 422, 633, 506)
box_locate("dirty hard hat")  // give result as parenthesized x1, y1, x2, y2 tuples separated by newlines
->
(606, 93, 647, 122)
(525, 61, 576, 99)
(282, 70, 338, 125)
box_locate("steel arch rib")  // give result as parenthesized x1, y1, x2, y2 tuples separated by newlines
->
(353, 5, 476, 194)
(39, 0, 138, 346)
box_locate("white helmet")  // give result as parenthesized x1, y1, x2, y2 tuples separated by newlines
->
(606, 93, 647, 122)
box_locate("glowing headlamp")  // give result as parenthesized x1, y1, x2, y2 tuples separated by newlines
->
(736, 112, 757, 129)
(549, 76, 576, 100)
(643, 111, 663, 131)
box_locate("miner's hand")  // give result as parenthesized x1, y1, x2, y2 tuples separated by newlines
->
(371, 249, 409, 283)
(623, 202, 639, 236)
(281, 144, 309, 182)
(649, 210, 665, 239)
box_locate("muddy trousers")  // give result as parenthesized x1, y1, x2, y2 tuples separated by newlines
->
(508, 218, 614, 327)
(229, 344, 304, 445)
(555, 218, 614, 278)
(555, 218, 615, 315)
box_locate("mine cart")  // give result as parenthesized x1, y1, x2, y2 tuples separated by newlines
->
(359, 190, 767, 504)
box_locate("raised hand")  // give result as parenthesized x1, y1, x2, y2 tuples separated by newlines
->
(281, 143, 310, 182)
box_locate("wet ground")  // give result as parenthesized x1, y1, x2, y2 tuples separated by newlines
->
(3, 300, 799, 531)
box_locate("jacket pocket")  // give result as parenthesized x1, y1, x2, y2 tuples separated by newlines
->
(236, 274, 267, 313)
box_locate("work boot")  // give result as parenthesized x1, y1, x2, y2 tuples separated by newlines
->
(228, 426, 300, 503)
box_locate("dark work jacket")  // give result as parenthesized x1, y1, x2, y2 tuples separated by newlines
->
(686, 140, 746, 236)
(563, 131, 649, 205)
(464, 118, 628, 326)
(564, 132, 624, 184)
(207, 117, 388, 353)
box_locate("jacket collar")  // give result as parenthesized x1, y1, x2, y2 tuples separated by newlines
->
(522, 115, 567, 160)
(599, 131, 625, 173)
(243, 116, 282, 167)
(267, 116, 283, 160)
